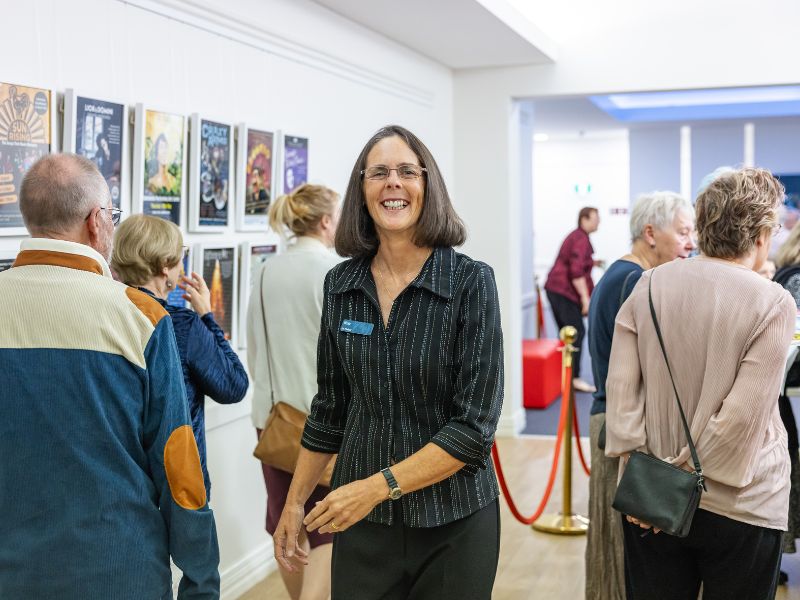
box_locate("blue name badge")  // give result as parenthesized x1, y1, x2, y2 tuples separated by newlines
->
(340, 319, 374, 336)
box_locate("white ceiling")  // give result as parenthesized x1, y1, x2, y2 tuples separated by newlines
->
(310, 0, 558, 69)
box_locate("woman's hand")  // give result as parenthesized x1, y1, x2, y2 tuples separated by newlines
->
(625, 515, 661, 534)
(274, 503, 310, 573)
(179, 271, 212, 316)
(304, 475, 386, 534)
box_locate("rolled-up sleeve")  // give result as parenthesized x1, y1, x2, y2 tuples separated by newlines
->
(431, 264, 504, 467)
(301, 272, 351, 454)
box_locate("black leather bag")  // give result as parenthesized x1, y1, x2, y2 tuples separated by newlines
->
(611, 272, 706, 538)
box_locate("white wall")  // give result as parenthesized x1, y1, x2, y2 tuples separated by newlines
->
(0, 0, 454, 596)
(533, 132, 630, 283)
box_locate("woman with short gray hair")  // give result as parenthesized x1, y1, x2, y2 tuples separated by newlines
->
(585, 190, 695, 600)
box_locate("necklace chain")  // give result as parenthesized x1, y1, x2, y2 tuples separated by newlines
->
(374, 259, 423, 298)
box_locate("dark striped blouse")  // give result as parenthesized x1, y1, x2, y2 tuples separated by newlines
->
(300, 246, 504, 527)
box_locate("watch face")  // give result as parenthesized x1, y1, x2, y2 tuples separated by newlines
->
(390, 488, 402, 500)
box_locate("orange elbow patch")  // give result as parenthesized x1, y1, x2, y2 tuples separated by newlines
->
(164, 425, 207, 510)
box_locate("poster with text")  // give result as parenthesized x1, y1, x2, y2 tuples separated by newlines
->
(283, 135, 308, 194)
(244, 129, 274, 223)
(202, 247, 235, 341)
(0, 257, 15, 273)
(0, 83, 51, 231)
(143, 110, 184, 224)
(166, 249, 192, 308)
(198, 119, 231, 227)
(75, 97, 124, 210)
(249, 244, 277, 296)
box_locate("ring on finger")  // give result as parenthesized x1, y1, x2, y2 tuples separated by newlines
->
(330, 521, 340, 531)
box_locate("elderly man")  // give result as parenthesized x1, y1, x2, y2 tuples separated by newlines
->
(0, 155, 220, 599)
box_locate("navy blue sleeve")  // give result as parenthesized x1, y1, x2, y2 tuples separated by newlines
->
(185, 313, 249, 405)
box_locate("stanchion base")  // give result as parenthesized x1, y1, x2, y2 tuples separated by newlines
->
(531, 513, 589, 535)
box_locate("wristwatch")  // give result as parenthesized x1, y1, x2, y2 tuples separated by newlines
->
(381, 467, 403, 500)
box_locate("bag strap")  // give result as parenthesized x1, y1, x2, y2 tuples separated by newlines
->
(647, 272, 703, 475)
(618, 270, 638, 309)
(259, 264, 277, 411)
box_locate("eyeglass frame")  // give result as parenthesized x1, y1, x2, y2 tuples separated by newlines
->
(771, 222, 783, 237)
(85, 206, 124, 226)
(360, 164, 428, 181)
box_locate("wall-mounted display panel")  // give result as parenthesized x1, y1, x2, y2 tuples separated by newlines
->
(0, 82, 56, 236)
(132, 104, 187, 227)
(236, 124, 279, 232)
(282, 134, 308, 194)
(238, 241, 278, 349)
(189, 114, 233, 232)
(63, 89, 130, 221)
(195, 243, 238, 347)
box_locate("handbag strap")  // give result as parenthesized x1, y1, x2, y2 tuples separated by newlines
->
(648, 272, 703, 475)
(258, 263, 277, 411)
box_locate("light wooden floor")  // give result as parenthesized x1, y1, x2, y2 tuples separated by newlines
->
(240, 436, 800, 600)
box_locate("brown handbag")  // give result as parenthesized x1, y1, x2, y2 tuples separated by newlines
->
(251, 264, 335, 488)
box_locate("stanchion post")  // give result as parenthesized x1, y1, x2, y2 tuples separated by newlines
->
(531, 326, 590, 535)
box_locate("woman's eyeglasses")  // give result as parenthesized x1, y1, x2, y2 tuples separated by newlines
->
(361, 164, 427, 181)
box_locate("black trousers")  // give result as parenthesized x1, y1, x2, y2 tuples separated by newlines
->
(546, 290, 584, 378)
(622, 509, 783, 600)
(331, 500, 500, 599)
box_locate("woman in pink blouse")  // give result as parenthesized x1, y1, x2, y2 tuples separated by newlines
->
(606, 168, 794, 600)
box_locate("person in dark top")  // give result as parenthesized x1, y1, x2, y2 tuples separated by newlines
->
(273, 125, 504, 599)
(545, 206, 602, 392)
(584, 191, 695, 600)
(112, 214, 249, 497)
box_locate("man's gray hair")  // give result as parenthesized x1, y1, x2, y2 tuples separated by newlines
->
(629, 191, 693, 242)
(20, 154, 110, 235)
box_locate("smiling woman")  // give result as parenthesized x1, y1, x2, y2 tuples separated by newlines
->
(272, 125, 505, 599)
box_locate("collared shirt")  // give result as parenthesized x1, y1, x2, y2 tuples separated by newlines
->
(544, 227, 595, 304)
(300, 247, 504, 528)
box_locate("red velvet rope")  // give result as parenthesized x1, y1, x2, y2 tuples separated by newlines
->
(572, 400, 592, 477)
(491, 363, 572, 525)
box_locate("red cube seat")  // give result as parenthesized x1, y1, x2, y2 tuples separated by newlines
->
(522, 339, 564, 409)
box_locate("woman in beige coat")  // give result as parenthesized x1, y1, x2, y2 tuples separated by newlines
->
(606, 167, 794, 600)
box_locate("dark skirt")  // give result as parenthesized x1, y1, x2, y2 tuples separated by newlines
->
(256, 429, 333, 549)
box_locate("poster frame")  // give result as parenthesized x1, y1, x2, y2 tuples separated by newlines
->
(194, 242, 239, 347)
(281, 132, 309, 195)
(188, 113, 234, 233)
(63, 89, 131, 223)
(235, 123, 281, 232)
(164, 245, 194, 310)
(237, 240, 280, 349)
(0, 80, 58, 237)
(131, 103, 188, 228)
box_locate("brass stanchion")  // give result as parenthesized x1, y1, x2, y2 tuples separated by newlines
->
(531, 325, 590, 535)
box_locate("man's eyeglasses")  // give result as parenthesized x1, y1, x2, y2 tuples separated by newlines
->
(85, 207, 123, 226)
(361, 164, 427, 181)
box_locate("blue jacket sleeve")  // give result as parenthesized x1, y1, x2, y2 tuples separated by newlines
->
(186, 313, 249, 405)
(143, 316, 220, 599)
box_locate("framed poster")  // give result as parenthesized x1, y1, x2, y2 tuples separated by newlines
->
(132, 104, 187, 227)
(63, 90, 129, 221)
(165, 245, 194, 309)
(189, 114, 233, 232)
(195, 243, 238, 346)
(282, 134, 308, 194)
(0, 82, 56, 236)
(237, 241, 279, 348)
(0, 251, 17, 274)
(236, 124, 279, 232)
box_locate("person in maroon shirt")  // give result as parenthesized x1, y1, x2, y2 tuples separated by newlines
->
(544, 206, 601, 393)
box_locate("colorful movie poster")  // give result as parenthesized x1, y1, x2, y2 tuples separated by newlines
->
(0, 257, 15, 273)
(143, 110, 184, 224)
(244, 129, 274, 222)
(198, 119, 231, 227)
(0, 83, 51, 230)
(248, 244, 277, 295)
(203, 247, 235, 340)
(283, 135, 308, 194)
(166, 249, 192, 308)
(75, 97, 124, 210)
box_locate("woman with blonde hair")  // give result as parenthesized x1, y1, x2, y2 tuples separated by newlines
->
(247, 183, 341, 600)
(112, 214, 248, 497)
(606, 167, 794, 599)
